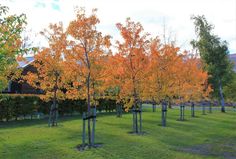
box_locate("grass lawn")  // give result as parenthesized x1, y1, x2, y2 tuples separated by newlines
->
(0, 106, 236, 159)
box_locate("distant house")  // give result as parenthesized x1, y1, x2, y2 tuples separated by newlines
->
(2, 57, 42, 94)
(229, 53, 236, 72)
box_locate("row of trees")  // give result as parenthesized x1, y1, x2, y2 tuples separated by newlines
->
(1, 5, 234, 148)
(21, 9, 211, 147)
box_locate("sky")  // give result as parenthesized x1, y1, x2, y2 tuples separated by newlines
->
(2, 0, 236, 53)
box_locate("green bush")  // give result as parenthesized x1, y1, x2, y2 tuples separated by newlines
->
(98, 98, 117, 112)
(0, 94, 118, 122)
(58, 99, 86, 116)
(0, 94, 40, 121)
(0, 95, 12, 121)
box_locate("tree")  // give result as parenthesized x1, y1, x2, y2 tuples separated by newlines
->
(146, 36, 210, 123)
(66, 8, 111, 148)
(191, 15, 234, 112)
(0, 4, 27, 90)
(180, 53, 211, 118)
(101, 54, 124, 117)
(24, 23, 67, 126)
(224, 73, 236, 102)
(147, 38, 180, 102)
(115, 18, 149, 133)
(147, 38, 185, 124)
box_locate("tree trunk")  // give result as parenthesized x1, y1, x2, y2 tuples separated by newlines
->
(208, 101, 212, 113)
(91, 108, 96, 145)
(191, 102, 195, 117)
(202, 102, 206, 115)
(180, 105, 182, 120)
(48, 72, 59, 127)
(87, 72, 91, 146)
(53, 90, 57, 126)
(139, 103, 142, 133)
(152, 99, 156, 112)
(219, 80, 225, 112)
(179, 104, 185, 121)
(84, 49, 92, 146)
(52, 81, 58, 126)
(116, 104, 122, 117)
(82, 112, 86, 147)
(152, 103, 156, 112)
(133, 83, 139, 133)
(135, 106, 138, 133)
(161, 100, 167, 126)
(48, 104, 53, 127)
(132, 107, 135, 132)
(168, 100, 172, 109)
(55, 104, 58, 126)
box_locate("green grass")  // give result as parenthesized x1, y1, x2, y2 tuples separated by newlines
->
(0, 106, 236, 159)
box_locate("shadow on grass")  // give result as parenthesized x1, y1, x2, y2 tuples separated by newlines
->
(0, 111, 130, 130)
(0, 118, 49, 129)
(177, 137, 236, 159)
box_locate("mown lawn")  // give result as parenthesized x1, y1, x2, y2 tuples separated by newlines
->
(0, 106, 236, 159)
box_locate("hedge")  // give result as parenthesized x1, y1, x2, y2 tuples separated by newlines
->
(0, 94, 121, 122)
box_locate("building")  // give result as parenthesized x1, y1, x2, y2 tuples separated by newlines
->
(2, 57, 41, 94)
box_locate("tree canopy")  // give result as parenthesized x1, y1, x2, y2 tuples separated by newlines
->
(0, 4, 27, 90)
(191, 15, 234, 112)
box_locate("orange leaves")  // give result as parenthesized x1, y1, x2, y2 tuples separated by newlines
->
(112, 18, 150, 109)
(146, 39, 180, 101)
(65, 8, 112, 104)
(175, 54, 210, 102)
(22, 8, 210, 106)
(144, 37, 211, 103)
(107, 18, 210, 108)
(24, 23, 66, 101)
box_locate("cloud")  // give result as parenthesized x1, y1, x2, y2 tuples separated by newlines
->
(1, 0, 236, 53)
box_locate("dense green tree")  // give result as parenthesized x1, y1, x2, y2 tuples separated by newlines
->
(191, 15, 234, 112)
(224, 73, 236, 102)
(0, 4, 27, 90)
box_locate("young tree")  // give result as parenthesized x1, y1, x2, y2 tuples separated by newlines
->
(102, 54, 125, 117)
(147, 36, 210, 123)
(147, 38, 184, 125)
(191, 15, 234, 112)
(0, 4, 27, 90)
(115, 18, 149, 133)
(66, 8, 111, 147)
(179, 53, 211, 118)
(24, 23, 67, 126)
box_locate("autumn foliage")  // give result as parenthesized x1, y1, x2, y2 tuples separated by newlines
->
(24, 23, 67, 126)
(21, 8, 211, 143)
(112, 18, 150, 110)
(23, 10, 210, 118)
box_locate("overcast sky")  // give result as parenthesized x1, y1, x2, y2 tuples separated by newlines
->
(2, 0, 236, 53)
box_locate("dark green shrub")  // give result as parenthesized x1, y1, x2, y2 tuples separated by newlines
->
(0, 94, 118, 122)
